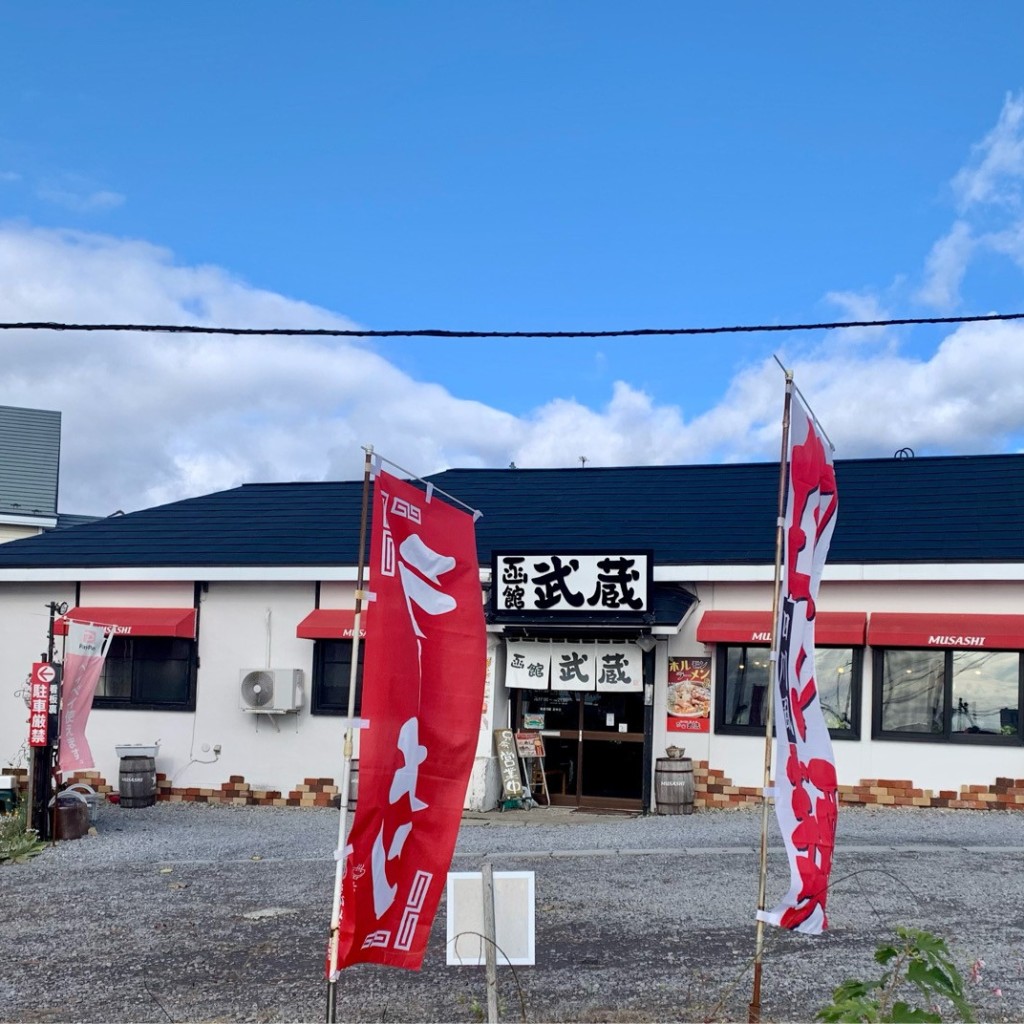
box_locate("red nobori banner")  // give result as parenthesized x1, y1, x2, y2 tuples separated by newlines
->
(331, 469, 486, 972)
(761, 390, 840, 936)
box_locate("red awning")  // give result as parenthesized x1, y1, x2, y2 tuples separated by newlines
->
(867, 613, 1024, 650)
(54, 606, 197, 638)
(296, 609, 367, 640)
(696, 610, 867, 646)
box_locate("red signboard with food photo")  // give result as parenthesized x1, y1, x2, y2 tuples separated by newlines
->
(666, 657, 711, 733)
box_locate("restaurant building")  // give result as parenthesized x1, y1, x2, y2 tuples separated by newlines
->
(1, 453, 1022, 812)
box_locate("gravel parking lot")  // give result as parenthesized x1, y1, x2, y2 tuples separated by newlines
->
(2, 801, 1022, 1023)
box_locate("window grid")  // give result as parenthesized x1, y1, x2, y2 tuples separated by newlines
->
(92, 636, 197, 712)
(872, 648, 1023, 745)
(310, 639, 364, 716)
(713, 644, 862, 740)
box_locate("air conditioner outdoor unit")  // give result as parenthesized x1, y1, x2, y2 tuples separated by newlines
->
(239, 668, 303, 713)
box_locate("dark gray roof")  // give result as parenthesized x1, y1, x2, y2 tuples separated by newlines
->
(439, 454, 1024, 565)
(0, 405, 60, 518)
(0, 453, 1019, 570)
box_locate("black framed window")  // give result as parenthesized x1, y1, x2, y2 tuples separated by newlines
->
(311, 639, 364, 715)
(714, 644, 862, 739)
(873, 648, 1023, 744)
(93, 637, 197, 711)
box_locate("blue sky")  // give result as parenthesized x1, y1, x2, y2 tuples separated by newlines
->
(2, 3, 1024, 513)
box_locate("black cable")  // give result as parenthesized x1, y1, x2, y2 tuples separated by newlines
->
(0, 311, 1021, 338)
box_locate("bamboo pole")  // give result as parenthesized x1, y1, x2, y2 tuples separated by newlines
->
(482, 861, 500, 1023)
(749, 372, 793, 1024)
(326, 446, 374, 1023)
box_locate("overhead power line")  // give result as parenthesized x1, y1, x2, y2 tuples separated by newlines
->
(0, 311, 1022, 339)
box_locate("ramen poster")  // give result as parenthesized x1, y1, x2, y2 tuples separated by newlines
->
(666, 657, 711, 733)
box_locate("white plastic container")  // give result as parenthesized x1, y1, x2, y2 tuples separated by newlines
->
(115, 744, 160, 759)
(63, 782, 100, 823)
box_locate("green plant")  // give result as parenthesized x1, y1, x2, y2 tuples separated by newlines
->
(0, 805, 47, 865)
(817, 927, 975, 1023)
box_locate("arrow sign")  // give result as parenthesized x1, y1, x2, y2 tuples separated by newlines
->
(32, 662, 56, 685)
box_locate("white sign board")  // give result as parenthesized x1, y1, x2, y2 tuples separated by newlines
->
(446, 871, 536, 966)
(505, 639, 644, 692)
(493, 552, 650, 615)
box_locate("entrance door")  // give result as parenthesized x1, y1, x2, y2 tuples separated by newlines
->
(517, 690, 646, 810)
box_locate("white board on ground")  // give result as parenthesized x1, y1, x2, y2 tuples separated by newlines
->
(445, 870, 536, 966)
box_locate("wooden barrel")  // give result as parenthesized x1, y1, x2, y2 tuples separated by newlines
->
(655, 757, 695, 815)
(118, 755, 156, 808)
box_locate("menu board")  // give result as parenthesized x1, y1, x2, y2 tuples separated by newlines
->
(515, 731, 546, 758)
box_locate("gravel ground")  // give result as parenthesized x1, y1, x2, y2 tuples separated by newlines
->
(2, 801, 1022, 1023)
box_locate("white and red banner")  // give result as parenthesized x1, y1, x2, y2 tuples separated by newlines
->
(762, 391, 840, 935)
(331, 469, 486, 972)
(58, 620, 115, 775)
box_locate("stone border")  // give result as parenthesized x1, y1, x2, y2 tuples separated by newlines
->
(0, 762, 1003, 813)
(695, 761, 1024, 811)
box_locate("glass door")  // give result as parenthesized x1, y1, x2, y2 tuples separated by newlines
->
(517, 689, 645, 810)
(579, 690, 645, 809)
(517, 690, 579, 805)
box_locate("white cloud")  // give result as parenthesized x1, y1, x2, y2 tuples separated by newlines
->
(497, 315, 1024, 472)
(987, 221, 1024, 270)
(823, 290, 887, 323)
(0, 224, 522, 514)
(781, 321, 1024, 456)
(511, 383, 692, 470)
(36, 178, 125, 213)
(915, 221, 975, 310)
(821, 290, 896, 348)
(953, 91, 1024, 211)
(916, 91, 1024, 310)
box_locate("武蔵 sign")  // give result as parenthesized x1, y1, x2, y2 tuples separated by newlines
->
(492, 551, 651, 621)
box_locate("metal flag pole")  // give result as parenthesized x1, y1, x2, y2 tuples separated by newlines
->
(370, 451, 482, 517)
(49, 612, 62, 845)
(326, 446, 374, 1024)
(749, 369, 794, 1024)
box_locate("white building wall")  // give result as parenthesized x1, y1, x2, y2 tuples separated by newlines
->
(77, 580, 196, 608)
(183, 580, 326, 791)
(0, 579, 356, 796)
(3, 572, 1022, 808)
(464, 635, 504, 811)
(51, 580, 345, 795)
(661, 578, 1024, 795)
(1, 577, 507, 809)
(0, 582, 76, 769)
